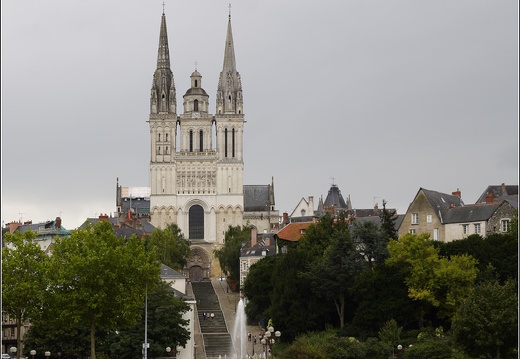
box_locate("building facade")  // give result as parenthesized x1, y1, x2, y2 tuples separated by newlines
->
(146, 11, 278, 280)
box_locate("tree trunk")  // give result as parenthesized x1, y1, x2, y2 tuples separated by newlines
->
(16, 316, 21, 359)
(90, 317, 96, 359)
(334, 295, 345, 328)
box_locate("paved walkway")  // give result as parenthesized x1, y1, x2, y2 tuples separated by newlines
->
(188, 279, 263, 358)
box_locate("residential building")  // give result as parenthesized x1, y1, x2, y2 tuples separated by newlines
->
(398, 186, 518, 242)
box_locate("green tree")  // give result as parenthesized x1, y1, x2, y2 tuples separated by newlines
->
(378, 319, 402, 352)
(213, 225, 250, 286)
(147, 223, 191, 270)
(304, 228, 364, 328)
(2, 230, 49, 359)
(452, 279, 518, 358)
(242, 255, 279, 324)
(351, 220, 389, 269)
(387, 233, 478, 326)
(380, 199, 398, 240)
(47, 221, 160, 359)
(101, 280, 191, 358)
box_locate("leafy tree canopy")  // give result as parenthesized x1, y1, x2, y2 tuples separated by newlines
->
(147, 223, 191, 270)
(213, 225, 250, 286)
(47, 221, 160, 359)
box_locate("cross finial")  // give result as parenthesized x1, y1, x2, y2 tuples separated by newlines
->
(228, 3, 231, 18)
(194, 61, 198, 71)
(162, 1, 165, 14)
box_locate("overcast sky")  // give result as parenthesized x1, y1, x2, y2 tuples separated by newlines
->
(2, 0, 518, 230)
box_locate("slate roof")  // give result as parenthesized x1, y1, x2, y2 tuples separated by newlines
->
(323, 184, 347, 209)
(244, 185, 271, 211)
(15, 220, 70, 236)
(441, 203, 501, 224)
(421, 188, 465, 210)
(476, 184, 518, 204)
(160, 264, 185, 280)
(240, 232, 276, 257)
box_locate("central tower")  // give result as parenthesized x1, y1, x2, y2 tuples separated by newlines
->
(149, 11, 245, 245)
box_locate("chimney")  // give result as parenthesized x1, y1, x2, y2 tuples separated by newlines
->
(250, 226, 258, 246)
(452, 188, 461, 198)
(501, 183, 506, 195)
(374, 202, 379, 209)
(309, 196, 314, 212)
(9, 221, 22, 233)
(486, 192, 494, 204)
(55, 217, 62, 229)
(450, 203, 455, 208)
(99, 213, 109, 222)
(283, 212, 289, 225)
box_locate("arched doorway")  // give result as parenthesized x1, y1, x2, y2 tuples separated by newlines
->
(187, 246, 211, 281)
(189, 266, 203, 282)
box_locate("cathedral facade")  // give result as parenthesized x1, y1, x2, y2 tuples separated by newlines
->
(147, 11, 278, 279)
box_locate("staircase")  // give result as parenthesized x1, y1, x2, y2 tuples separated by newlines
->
(191, 281, 234, 358)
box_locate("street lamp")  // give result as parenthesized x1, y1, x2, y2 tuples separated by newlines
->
(166, 346, 181, 358)
(30, 351, 36, 359)
(260, 326, 281, 358)
(9, 347, 16, 359)
(44, 351, 50, 359)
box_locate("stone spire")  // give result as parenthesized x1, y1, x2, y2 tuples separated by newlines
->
(150, 11, 176, 114)
(216, 12, 243, 115)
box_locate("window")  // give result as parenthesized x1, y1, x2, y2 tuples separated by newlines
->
(194, 99, 199, 112)
(232, 128, 235, 158)
(501, 219, 509, 232)
(199, 130, 203, 152)
(165, 133, 168, 141)
(409, 229, 416, 234)
(462, 224, 469, 235)
(433, 228, 439, 241)
(158, 133, 161, 141)
(189, 130, 193, 152)
(411, 213, 419, 225)
(474, 223, 481, 234)
(224, 128, 228, 157)
(426, 215, 432, 223)
(189, 205, 204, 239)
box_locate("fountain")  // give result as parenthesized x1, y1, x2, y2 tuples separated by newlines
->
(232, 298, 248, 358)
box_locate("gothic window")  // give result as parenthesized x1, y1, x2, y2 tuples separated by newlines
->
(194, 99, 199, 112)
(199, 130, 203, 152)
(158, 133, 161, 141)
(232, 128, 235, 158)
(165, 133, 168, 141)
(224, 128, 228, 158)
(189, 205, 204, 239)
(158, 146, 161, 154)
(195, 80, 198, 88)
(189, 130, 193, 152)
(165, 146, 168, 154)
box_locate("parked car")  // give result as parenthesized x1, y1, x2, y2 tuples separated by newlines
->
(2, 354, 12, 359)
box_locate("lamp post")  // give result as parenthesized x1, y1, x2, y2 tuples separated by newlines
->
(9, 347, 16, 359)
(44, 351, 50, 359)
(260, 326, 281, 358)
(30, 351, 36, 359)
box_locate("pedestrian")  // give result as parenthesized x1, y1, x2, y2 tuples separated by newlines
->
(248, 332, 252, 341)
(203, 312, 206, 320)
(211, 312, 215, 320)
(254, 336, 257, 344)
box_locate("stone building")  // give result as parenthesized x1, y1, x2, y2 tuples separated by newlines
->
(146, 11, 278, 280)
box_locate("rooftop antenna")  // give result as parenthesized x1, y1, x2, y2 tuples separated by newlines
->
(19, 212, 25, 222)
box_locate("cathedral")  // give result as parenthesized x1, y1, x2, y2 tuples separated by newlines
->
(147, 10, 278, 279)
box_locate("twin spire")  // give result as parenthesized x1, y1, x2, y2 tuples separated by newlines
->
(150, 9, 242, 116)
